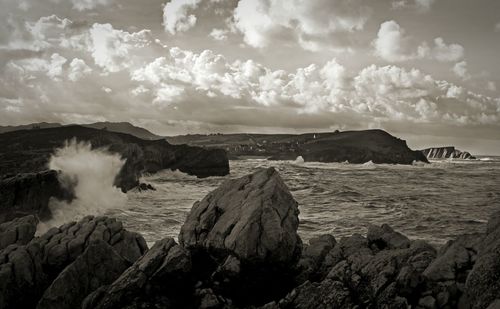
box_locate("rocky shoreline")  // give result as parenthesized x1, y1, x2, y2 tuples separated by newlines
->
(1, 167, 499, 309)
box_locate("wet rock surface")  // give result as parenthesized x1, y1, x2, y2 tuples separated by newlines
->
(0, 215, 38, 250)
(0, 168, 498, 309)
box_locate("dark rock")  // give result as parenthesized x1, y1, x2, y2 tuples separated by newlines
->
(296, 234, 336, 282)
(465, 213, 500, 309)
(179, 167, 302, 306)
(37, 240, 129, 309)
(86, 237, 192, 309)
(137, 182, 156, 191)
(179, 167, 301, 265)
(0, 215, 38, 250)
(0, 170, 71, 223)
(367, 224, 411, 250)
(0, 216, 146, 309)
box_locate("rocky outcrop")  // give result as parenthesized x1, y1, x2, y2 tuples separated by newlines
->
(0, 216, 147, 309)
(37, 240, 129, 309)
(179, 167, 302, 305)
(84, 237, 192, 309)
(0, 125, 230, 190)
(421, 146, 476, 160)
(0, 215, 38, 251)
(0, 125, 229, 222)
(0, 171, 71, 223)
(179, 167, 302, 265)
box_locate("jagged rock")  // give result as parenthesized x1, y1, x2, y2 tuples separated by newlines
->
(37, 240, 129, 309)
(421, 146, 476, 160)
(0, 242, 47, 309)
(179, 167, 301, 265)
(86, 237, 192, 309)
(179, 167, 302, 306)
(136, 183, 156, 191)
(296, 234, 336, 282)
(367, 224, 411, 250)
(465, 213, 500, 309)
(0, 216, 147, 309)
(0, 171, 70, 223)
(0, 215, 38, 250)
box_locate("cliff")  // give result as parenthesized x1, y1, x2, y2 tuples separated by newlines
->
(0, 126, 229, 222)
(421, 146, 476, 160)
(167, 129, 429, 164)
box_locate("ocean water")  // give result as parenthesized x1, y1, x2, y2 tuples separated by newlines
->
(106, 157, 500, 247)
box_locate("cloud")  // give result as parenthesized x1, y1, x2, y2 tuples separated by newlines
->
(392, 0, 435, 12)
(70, 0, 113, 11)
(452, 61, 470, 81)
(233, 0, 371, 50)
(68, 58, 92, 81)
(163, 0, 202, 34)
(496, 22, 500, 32)
(6, 53, 67, 81)
(374, 21, 464, 62)
(210, 28, 229, 41)
(89, 23, 152, 72)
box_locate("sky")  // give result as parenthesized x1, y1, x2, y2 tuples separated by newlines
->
(0, 0, 499, 154)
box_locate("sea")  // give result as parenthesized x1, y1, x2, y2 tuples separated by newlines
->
(106, 157, 500, 247)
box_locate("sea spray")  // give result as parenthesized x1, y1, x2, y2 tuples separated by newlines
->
(37, 139, 127, 232)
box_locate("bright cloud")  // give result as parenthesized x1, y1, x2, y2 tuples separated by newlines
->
(374, 21, 464, 62)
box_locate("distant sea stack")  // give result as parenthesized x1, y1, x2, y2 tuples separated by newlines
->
(168, 129, 429, 165)
(421, 146, 476, 160)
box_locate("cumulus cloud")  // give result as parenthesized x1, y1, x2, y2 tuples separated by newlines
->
(452, 61, 470, 81)
(68, 58, 92, 81)
(210, 28, 229, 41)
(7, 53, 68, 81)
(163, 0, 202, 34)
(374, 21, 464, 62)
(233, 0, 370, 50)
(89, 23, 152, 72)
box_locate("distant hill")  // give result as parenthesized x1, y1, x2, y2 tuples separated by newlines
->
(0, 122, 161, 140)
(166, 130, 429, 164)
(81, 122, 162, 140)
(0, 122, 62, 134)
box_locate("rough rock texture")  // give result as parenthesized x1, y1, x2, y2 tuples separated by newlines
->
(85, 237, 192, 309)
(0, 216, 147, 309)
(36, 240, 129, 309)
(179, 167, 301, 265)
(179, 167, 302, 306)
(421, 146, 476, 160)
(296, 234, 336, 282)
(465, 211, 500, 309)
(0, 215, 38, 250)
(0, 171, 70, 223)
(367, 224, 411, 250)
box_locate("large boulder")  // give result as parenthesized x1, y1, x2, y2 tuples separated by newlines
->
(179, 167, 302, 306)
(37, 240, 129, 309)
(85, 237, 192, 309)
(179, 167, 301, 265)
(0, 216, 147, 309)
(0, 215, 38, 250)
(367, 224, 411, 250)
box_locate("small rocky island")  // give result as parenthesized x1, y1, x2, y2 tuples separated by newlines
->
(1, 167, 498, 309)
(421, 146, 476, 160)
(167, 129, 429, 165)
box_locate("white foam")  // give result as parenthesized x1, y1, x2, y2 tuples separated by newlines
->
(37, 139, 127, 233)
